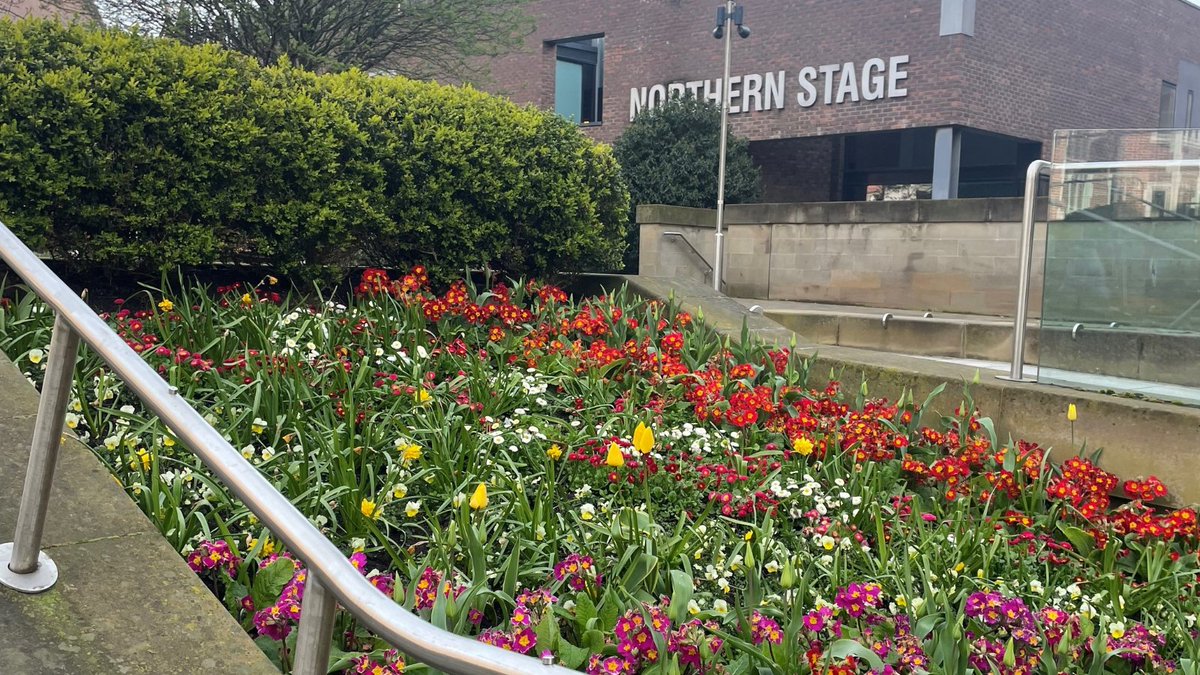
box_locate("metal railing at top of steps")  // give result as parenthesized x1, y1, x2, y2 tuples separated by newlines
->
(0, 219, 571, 675)
(1001, 156, 1200, 384)
(662, 231, 726, 292)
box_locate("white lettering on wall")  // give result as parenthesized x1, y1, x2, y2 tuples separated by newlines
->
(835, 62, 860, 104)
(764, 70, 786, 111)
(742, 73, 763, 112)
(861, 58, 886, 101)
(888, 55, 910, 97)
(628, 56, 909, 120)
(796, 66, 818, 107)
(629, 86, 647, 121)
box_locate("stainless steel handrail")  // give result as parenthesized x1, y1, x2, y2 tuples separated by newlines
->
(662, 231, 725, 290)
(0, 220, 571, 674)
(998, 159, 1051, 383)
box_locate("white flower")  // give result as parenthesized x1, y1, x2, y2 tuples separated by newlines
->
(64, 412, 80, 429)
(27, 348, 44, 364)
(712, 599, 729, 615)
(260, 447, 276, 461)
(1066, 583, 1082, 600)
(579, 503, 596, 521)
(119, 404, 136, 415)
(241, 444, 255, 459)
(405, 501, 421, 517)
(251, 417, 268, 434)
(1029, 580, 1044, 595)
(687, 599, 702, 615)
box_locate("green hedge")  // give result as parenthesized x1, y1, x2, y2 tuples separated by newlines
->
(0, 19, 629, 279)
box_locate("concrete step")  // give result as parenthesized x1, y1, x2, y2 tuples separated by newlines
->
(741, 298, 1200, 389)
(0, 352, 277, 674)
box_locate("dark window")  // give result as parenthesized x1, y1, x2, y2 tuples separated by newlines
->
(1159, 81, 1177, 128)
(553, 37, 603, 125)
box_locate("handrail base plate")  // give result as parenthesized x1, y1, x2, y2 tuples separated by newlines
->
(0, 543, 58, 594)
(995, 375, 1038, 384)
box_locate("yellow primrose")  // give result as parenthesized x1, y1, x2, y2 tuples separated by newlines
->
(157, 298, 174, 312)
(415, 388, 431, 404)
(469, 483, 488, 510)
(605, 442, 625, 468)
(547, 444, 563, 460)
(360, 498, 380, 520)
(632, 422, 654, 454)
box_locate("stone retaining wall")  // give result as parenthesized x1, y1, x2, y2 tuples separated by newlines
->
(638, 198, 1048, 316)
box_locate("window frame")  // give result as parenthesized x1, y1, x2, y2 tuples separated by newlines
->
(550, 35, 605, 126)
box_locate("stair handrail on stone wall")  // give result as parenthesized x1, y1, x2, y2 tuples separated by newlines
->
(0, 219, 571, 675)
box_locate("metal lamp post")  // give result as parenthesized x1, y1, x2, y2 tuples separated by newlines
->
(712, 1, 750, 292)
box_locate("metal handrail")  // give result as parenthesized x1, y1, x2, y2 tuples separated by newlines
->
(0, 219, 571, 675)
(1000, 154, 1200, 383)
(662, 231, 725, 291)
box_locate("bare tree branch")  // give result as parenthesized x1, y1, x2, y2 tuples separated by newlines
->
(92, 0, 534, 77)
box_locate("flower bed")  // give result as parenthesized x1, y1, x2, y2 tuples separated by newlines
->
(1, 269, 1198, 674)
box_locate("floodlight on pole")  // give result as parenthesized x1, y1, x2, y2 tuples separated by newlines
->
(711, 1, 749, 292)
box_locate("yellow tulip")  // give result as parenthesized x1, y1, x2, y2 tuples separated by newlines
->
(606, 442, 625, 468)
(1067, 404, 1077, 422)
(632, 422, 654, 455)
(469, 483, 488, 510)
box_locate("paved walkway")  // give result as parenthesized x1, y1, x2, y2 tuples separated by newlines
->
(0, 353, 276, 674)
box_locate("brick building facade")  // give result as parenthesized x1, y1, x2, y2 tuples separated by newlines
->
(481, 0, 1200, 202)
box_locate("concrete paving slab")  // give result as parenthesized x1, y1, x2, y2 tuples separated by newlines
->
(0, 350, 276, 673)
(0, 412, 157, 548)
(0, 532, 276, 674)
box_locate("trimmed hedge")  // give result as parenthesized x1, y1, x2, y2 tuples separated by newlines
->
(0, 19, 628, 279)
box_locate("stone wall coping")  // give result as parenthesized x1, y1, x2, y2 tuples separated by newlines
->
(637, 197, 1050, 227)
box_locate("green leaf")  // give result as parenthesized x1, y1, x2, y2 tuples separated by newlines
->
(667, 569, 694, 624)
(573, 592, 598, 633)
(1059, 523, 1095, 556)
(598, 591, 620, 632)
(583, 629, 606, 653)
(557, 640, 590, 670)
(620, 552, 659, 594)
(251, 558, 296, 610)
(828, 639, 886, 671)
(535, 609, 560, 652)
(502, 537, 521, 599)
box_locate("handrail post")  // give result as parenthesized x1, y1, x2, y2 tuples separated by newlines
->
(292, 572, 337, 675)
(998, 159, 1051, 383)
(0, 313, 81, 593)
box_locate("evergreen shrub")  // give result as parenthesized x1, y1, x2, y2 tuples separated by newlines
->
(0, 19, 629, 279)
